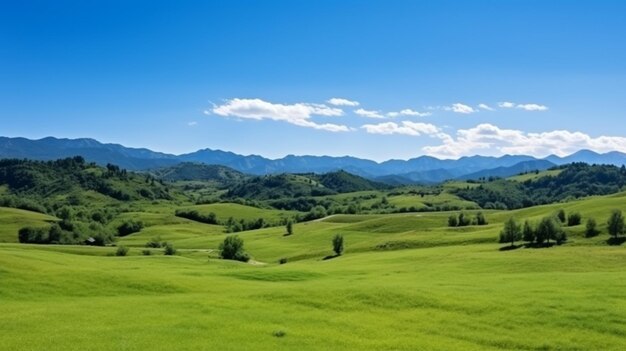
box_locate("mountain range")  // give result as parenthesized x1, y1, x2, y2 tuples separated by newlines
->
(2, 136, 626, 184)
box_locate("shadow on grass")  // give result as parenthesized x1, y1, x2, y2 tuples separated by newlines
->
(282, 233, 292, 237)
(323, 254, 341, 260)
(607, 237, 626, 246)
(499, 244, 523, 251)
(524, 242, 559, 249)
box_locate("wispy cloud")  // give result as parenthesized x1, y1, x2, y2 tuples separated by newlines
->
(207, 98, 350, 132)
(387, 109, 431, 118)
(498, 101, 548, 111)
(354, 108, 385, 119)
(187, 121, 198, 126)
(444, 103, 477, 114)
(361, 121, 442, 137)
(327, 98, 360, 107)
(478, 103, 495, 111)
(422, 123, 626, 158)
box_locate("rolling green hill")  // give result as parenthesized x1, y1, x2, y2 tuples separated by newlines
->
(150, 162, 248, 184)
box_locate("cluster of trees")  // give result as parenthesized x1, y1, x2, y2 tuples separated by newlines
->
(219, 235, 250, 262)
(175, 209, 219, 225)
(499, 216, 567, 248)
(117, 220, 144, 236)
(448, 212, 488, 227)
(456, 164, 626, 210)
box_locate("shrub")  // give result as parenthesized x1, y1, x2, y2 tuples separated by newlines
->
(475, 212, 488, 226)
(567, 212, 582, 226)
(175, 209, 218, 225)
(18, 227, 49, 244)
(115, 246, 129, 256)
(145, 237, 163, 248)
(278, 258, 288, 264)
(286, 221, 293, 236)
(585, 218, 599, 238)
(163, 243, 177, 255)
(117, 220, 144, 236)
(457, 213, 471, 227)
(522, 220, 535, 243)
(142, 249, 152, 256)
(219, 235, 249, 262)
(332, 234, 344, 256)
(557, 209, 566, 223)
(607, 210, 625, 238)
(447, 215, 458, 227)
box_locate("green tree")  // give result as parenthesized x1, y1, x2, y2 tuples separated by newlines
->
(475, 212, 488, 226)
(458, 213, 471, 227)
(286, 220, 293, 236)
(115, 246, 129, 256)
(567, 212, 582, 226)
(522, 220, 535, 244)
(163, 243, 177, 255)
(219, 235, 249, 262)
(536, 216, 563, 246)
(607, 210, 625, 238)
(557, 209, 566, 223)
(332, 234, 344, 256)
(585, 218, 599, 238)
(499, 218, 521, 247)
(448, 214, 458, 227)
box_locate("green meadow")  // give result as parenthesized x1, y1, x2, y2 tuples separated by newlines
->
(1, 191, 626, 350)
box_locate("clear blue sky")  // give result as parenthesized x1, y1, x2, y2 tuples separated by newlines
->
(2, 0, 626, 160)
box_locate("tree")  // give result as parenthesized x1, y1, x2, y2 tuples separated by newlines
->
(585, 218, 599, 238)
(219, 235, 249, 262)
(332, 234, 344, 256)
(567, 212, 582, 227)
(117, 220, 144, 236)
(448, 214, 458, 227)
(557, 209, 566, 223)
(475, 212, 488, 226)
(607, 210, 625, 238)
(499, 218, 521, 247)
(286, 220, 293, 236)
(536, 216, 564, 246)
(164, 243, 176, 255)
(522, 220, 535, 244)
(115, 245, 129, 256)
(458, 213, 471, 227)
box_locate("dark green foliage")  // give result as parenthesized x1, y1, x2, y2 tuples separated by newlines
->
(475, 212, 488, 226)
(557, 209, 566, 223)
(607, 210, 625, 238)
(145, 237, 164, 248)
(142, 249, 152, 256)
(219, 235, 250, 262)
(163, 243, 177, 255)
(175, 209, 218, 224)
(585, 218, 599, 238)
(536, 217, 564, 245)
(18, 227, 49, 244)
(150, 162, 247, 184)
(332, 234, 344, 256)
(457, 213, 471, 227)
(567, 212, 582, 226)
(115, 246, 129, 256)
(499, 218, 521, 247)
(224, 217, 268, 233)
(456, 163, 626, 210)
(522, 220, 535, 243)
(117, 220, 144, 236)
(278, 258, 288, 264)
(304, 205, 327, 221)
(286, 221, 293, 236)
(448, 215, 458, 227)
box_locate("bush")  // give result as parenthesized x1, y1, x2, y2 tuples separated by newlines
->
(607, 210, 625, 238)
(475, 212, 488, 226)
(175, 209, 218, 225)
(585, 218, 599, 238)
(278, 258, 288, 264)
(447, 215, 458, 227)
(163, 243, 177, 255)
(332, 234, 344, 256)
(142, 249, 152, 256)
(567, 212, 582, 226)
(219, 236, 249, 262)
(145, 237, 163, 248)
(457, 213, 471, 227)
(117, 220, 144, 236)
(18, 227, 49, 244)
(115, 246, 129, 256)
(557, 209, 566, 223)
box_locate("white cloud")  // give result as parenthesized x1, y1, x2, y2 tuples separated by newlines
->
(355, 108, 385, 119)
(361, 121, 442, 137)
(208, 98, 350, 132)
(423, 123, 626, 158)
(478, 103, 495, 111)
(498, 101, 548, 111)
(387, 109, 431, 118)
(444, 103, 477, 114)
(516, 103, 548, 111)
(187, 121, 198, 126)
(327, 98, 360, 107)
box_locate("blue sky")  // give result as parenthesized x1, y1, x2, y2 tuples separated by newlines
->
(2, 0, 626, 161)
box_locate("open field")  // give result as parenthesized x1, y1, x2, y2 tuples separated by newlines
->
(1, 192, 626, 350)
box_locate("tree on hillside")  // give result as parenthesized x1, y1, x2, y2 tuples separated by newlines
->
(475, 212, 488, 226)
(522, 220, 535, 244)
(607, 210, 625, 239)
(557, 209, 566, 224)
(332, 234, 344, 256)
(286, 220, 293, 236)
(448, 214, 458, 227)
(457, 213, 471, 227)
(585, 218, 599, 238)
(536, 216, 565, 246)
(499, 218, 521, 247)
(219, 235, 249, 262)
(567, 212, 582, 227)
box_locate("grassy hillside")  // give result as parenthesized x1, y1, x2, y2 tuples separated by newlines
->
(0, 207, 56, 242)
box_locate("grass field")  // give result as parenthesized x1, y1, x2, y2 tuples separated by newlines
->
(1, 193, 626, 350)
